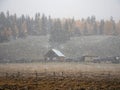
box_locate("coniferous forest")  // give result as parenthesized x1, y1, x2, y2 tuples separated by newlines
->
(0, 11, 120, 44)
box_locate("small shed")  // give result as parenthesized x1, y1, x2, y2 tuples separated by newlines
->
(83, 55, 98, 62)
(44, 49, 65, 61)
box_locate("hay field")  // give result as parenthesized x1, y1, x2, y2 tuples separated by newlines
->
(0, 62, 120, 73)
(0, 62, 120, 90)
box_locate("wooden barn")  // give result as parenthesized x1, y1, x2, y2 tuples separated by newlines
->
(44, 49, 65, 61)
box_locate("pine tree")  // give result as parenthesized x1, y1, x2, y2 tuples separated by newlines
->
(83, 22, 88, 35)
(99, 20, 104, 35)
(41, 14, 47, 35)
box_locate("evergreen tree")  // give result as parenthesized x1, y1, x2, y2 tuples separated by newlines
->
(13, 23, 19, 39)
(47, 15, 53, 34)
(110, 17, 117, 35)
(41, 14, 47, 35)
(21, 21, 27, 38)
(93, 22, 98, 35)
(99, 20, 104, 35)
(83, 22, 88, 35)
(49, 19, 70, 45)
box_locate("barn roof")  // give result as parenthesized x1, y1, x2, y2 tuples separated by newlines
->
(52, 49, 65, 57)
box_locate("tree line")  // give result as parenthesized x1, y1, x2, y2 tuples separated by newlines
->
(0, 11, 120, 43)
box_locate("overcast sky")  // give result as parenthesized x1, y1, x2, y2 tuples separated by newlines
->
(0, 0, 120, 21)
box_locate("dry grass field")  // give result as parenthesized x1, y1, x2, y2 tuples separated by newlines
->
(0, 62, 120, 90)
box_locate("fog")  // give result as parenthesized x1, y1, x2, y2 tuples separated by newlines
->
(0, 1, 120, 89)
(0, 0, 120, 21)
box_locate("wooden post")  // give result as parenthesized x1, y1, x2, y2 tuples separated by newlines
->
(35, 71, 38, 88)
(35, 71, 38, 80)
(53, 72, 55, 81)
(17, 72, 20, 78)
(6, 72, 8, 79)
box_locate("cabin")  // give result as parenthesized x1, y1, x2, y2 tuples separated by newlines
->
(44, 49, 65, 61)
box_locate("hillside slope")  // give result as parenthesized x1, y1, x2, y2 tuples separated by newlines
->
(0, 35, 120, 61)
(62, 35, 120, 58)
(0, 36, 50, 61)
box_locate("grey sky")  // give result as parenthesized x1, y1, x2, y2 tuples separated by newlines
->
(0, 0, 120, 21)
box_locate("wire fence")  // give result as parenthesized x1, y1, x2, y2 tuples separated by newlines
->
(0, 71, 120, 80)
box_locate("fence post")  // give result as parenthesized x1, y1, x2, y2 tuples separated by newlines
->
(6, 72, 8, 79)
(61, 72, 63, 77)
(35, 71, 38, 88)
(17, 72, 20, 78)
(53, 72, 56, 81)
(35, 71, 38, 80)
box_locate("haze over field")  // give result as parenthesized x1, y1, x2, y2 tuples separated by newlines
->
(0, 36, 120, 61)
(0, 0, 120, 62)
(0, 0, 120, 21)
(0, 1, 120, 89)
